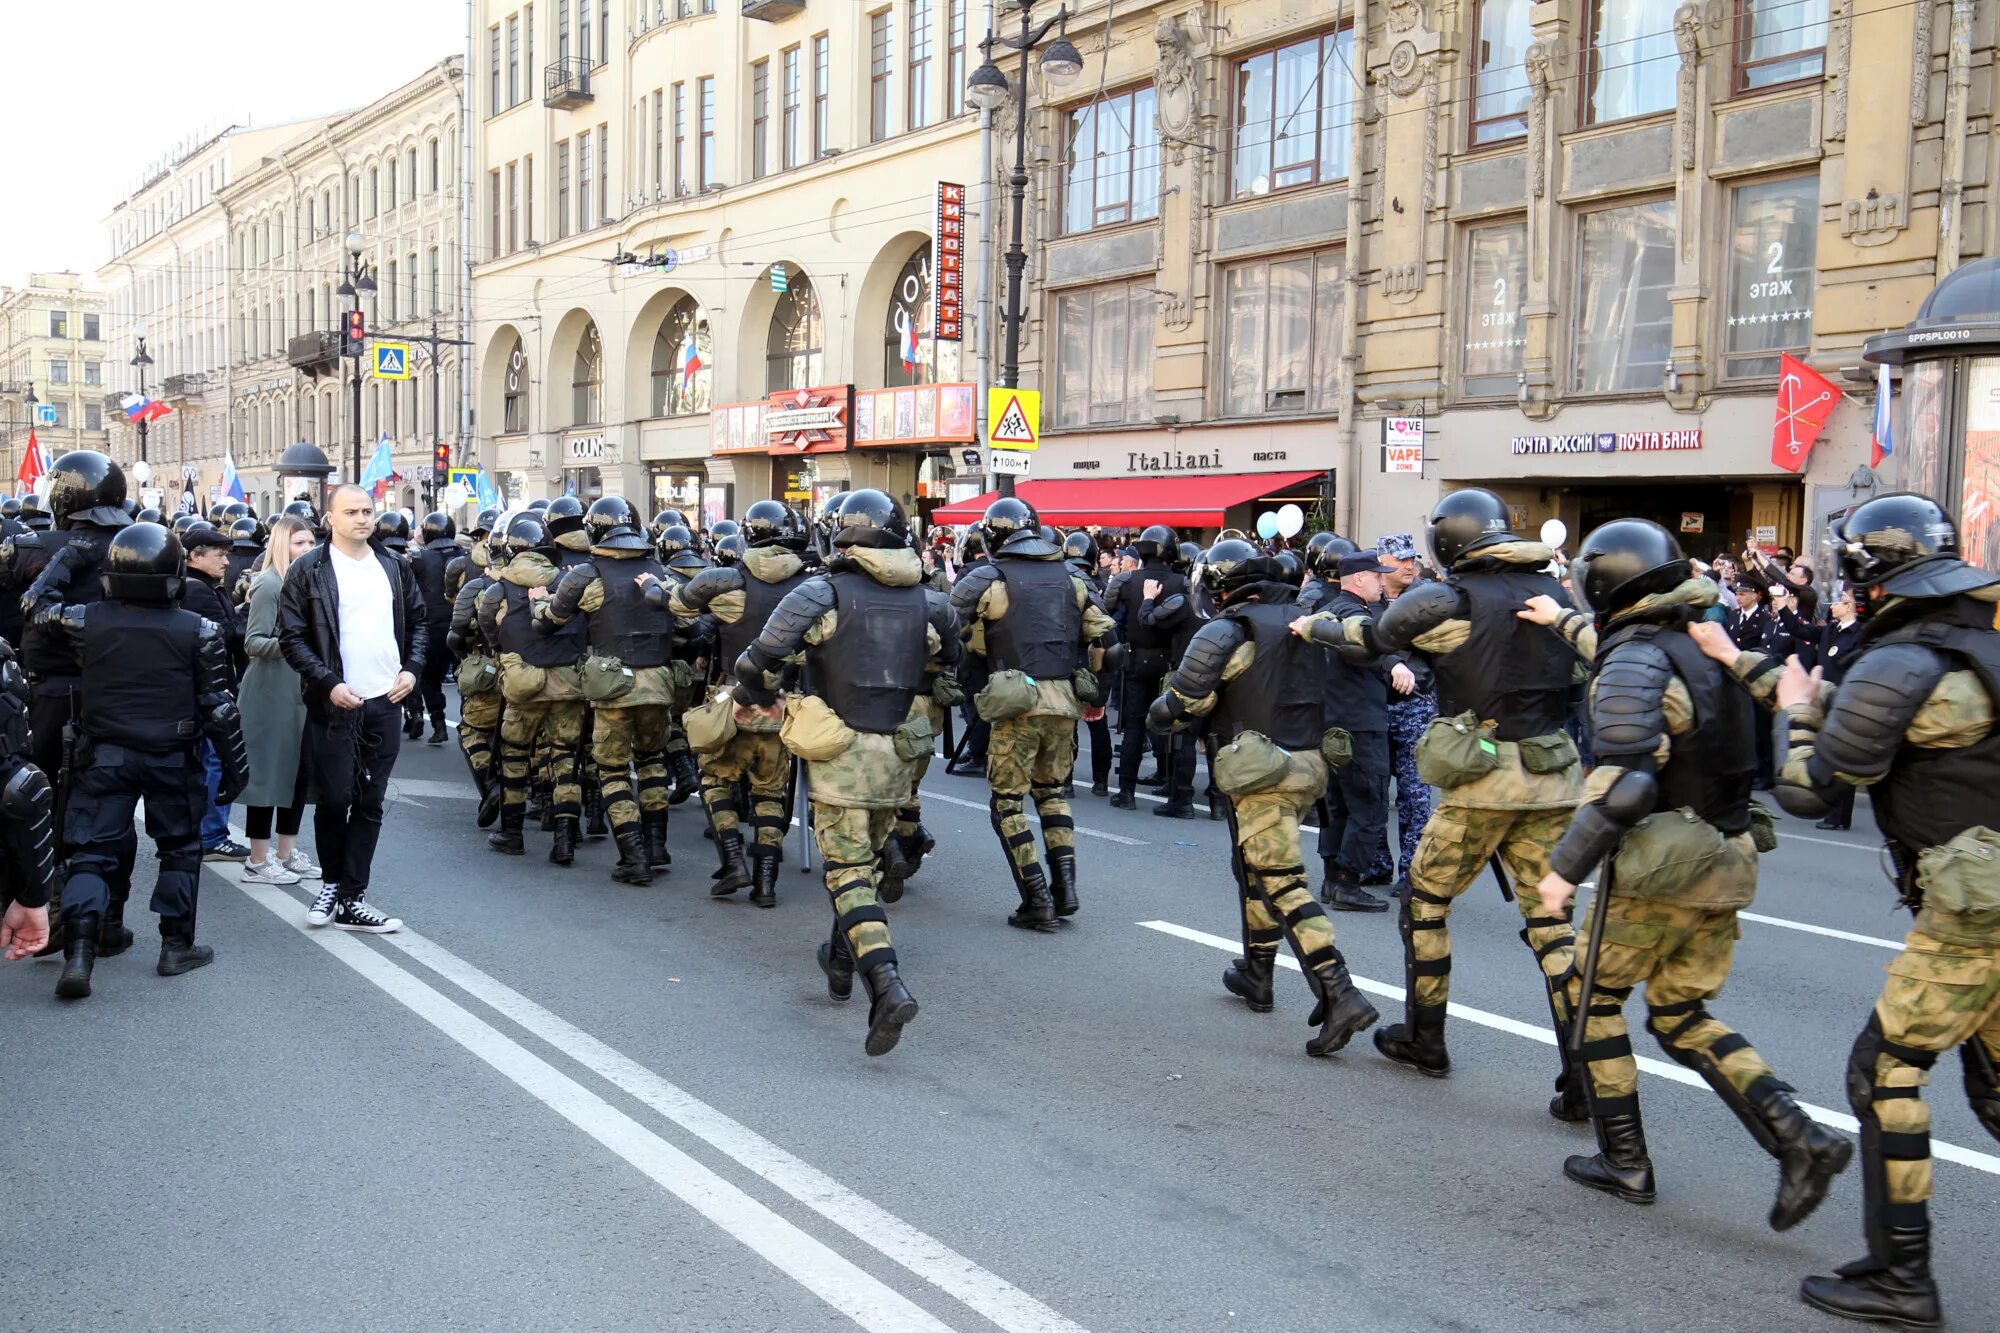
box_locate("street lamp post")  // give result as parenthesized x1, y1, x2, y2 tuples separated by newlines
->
(18, 384, 37, 484)
(336, 232, 378, 490)
(130, 323, 153, 462)
(966, 1, 1081, 499)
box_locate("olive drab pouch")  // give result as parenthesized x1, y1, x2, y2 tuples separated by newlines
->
(1916, 825, 2000, 914)
(1211, 730, 1292, 797)
(457, 653, 499, 697)
(1517, 730, 1580, 775)
(1415, 711, 1502, 789)
(500, 663, 549, 704)
(1071, 667, 1105, 707)
(1612, 807, 1726, 900)
(669, 658, 701, 697)
(683, 688, 739, 754)
(891, 707, 936, 763)
(975, 669, 1040, 723)
(579, 652, 636, 703)
(931, 673, 966, 709)
(781, 692, 858, 762)
(1747, 801, 1780, 854)
(1319, 726, 1355, 772)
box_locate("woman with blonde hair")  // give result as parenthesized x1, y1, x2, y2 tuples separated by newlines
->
(238, 514, 320, 884)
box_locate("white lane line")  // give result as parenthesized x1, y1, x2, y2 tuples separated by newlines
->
(1776, 830, 1875, 851)
(226, 879, 958, 1333)
(1738, 911, 1903, 951)
(918, 788, 1144, 846)
(1137, 919, 2000, 1177)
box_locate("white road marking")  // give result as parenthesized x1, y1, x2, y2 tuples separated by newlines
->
(1137, 919, 2000, 1177)
(918, 788, 1144, 846)
(1776, 830, 1875, 851)
(227, 877, 959, 1333)
(386, 777, 478, 801)
(1738, 911, 1903, 951)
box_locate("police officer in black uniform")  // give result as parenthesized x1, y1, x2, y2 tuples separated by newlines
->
(1113, 524, 1196, 812)
(1065, 529, 1115, 796)
(446, 507, 500, 604)
(409, 511, 458, 745)
(1308, 550, 1406, 911)
(0, 638, 57, 960)
(45, 523, 248, 998)
(224, 516, 263, 607)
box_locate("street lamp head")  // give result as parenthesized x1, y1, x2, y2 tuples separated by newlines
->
(131, 345, 153, 368)
(336, 280, 356, 298)
(345, 231, 365, 257)
(356, 268, 378, 295)
(966, 58, 1010, 111)
(1039, 36, 1084, 84)
(132, 322, 147, 341)
(23, 386, 37, 407)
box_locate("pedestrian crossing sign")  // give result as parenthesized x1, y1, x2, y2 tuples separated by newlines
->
(373, 342, 411, 380)
(987, 388, 1040, 451)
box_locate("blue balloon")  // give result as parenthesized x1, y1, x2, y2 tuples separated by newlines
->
(1256, 512, 1281, 539)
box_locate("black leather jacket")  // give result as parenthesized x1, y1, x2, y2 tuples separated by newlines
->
(277, 541, 428, 718)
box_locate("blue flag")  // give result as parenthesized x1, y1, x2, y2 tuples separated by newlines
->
(474, 468, 500, 511)
(358, 433, 394, 489)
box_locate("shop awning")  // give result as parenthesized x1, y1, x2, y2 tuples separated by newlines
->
(930, 471, 1325, 528)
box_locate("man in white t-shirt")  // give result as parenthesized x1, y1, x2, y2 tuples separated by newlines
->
(277, 485, 428, 931)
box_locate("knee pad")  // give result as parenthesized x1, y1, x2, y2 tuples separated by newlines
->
(1963, 1041, 2000, 1142)
(1844, 1011, 1938, 1121)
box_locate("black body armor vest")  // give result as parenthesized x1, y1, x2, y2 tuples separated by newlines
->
(587, 556, 672, 668)
(22, 528, 114, 681)
(1212, 595, 1324, 750)
(986, 557, 1081, 679)
(1605, 622, 1758, 835)
(79, 602, 201, 752)
(410, 546, 452, 626)
(498, 581, 589, 668)
(1434, 566, 1574, 740)
(1865, 599, 2000, 858)
(719, 564, 812, 678)
(810, 571, 929, 734)
(1120, 560, 1186, 661)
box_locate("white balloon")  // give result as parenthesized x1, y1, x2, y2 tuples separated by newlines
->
(1277, 503, 1305, 538)
(1540, 518, 1568, 550)
(1256, 512, 1281, 539)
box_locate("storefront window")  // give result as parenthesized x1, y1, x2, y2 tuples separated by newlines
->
(1723, 175, 1817, 381)
(766, 271, 824, 392)
(1573, 199, 1675, 395)
(650, 296, 712, 416)
(1901, 360, 1948, 502)
(1735, 0, 1828, 93)
(1462, 221, 1527, 397)
(571, 323, 603, 424)
(1220, 249, 1343, 416)
(1232, 29, 1354, 198)
(1584, 0, 1677, 124)
(1469, 0, 1531, 146)
(883, 245, 960, 387)
(1063, 87, 1160, 234)
(1052, 280, 1154, 428)
(564, 468, 604, 503)
(502, 336, 529, 432)
(650, 468, 702, 515)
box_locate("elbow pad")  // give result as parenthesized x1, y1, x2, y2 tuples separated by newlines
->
(1100, 641, 1129, 678)
(1548, 769, 1659, 884)
(1374, 579, 1461, 651)
(1147, 692, 1183, 735)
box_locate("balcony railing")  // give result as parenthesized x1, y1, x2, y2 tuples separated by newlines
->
(163, 371, 215, 399)
(288, 331, 342, 376)
(743, 0, 806, 19)
(544, 57, 594, 110)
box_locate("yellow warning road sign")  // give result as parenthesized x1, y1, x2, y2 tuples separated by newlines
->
(372, 341, 412, 379)
(987, 388, 1040, 451)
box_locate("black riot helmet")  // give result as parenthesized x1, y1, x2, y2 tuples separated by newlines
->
(666, 545, 709, 575)
(708, 518, 741, 546)
(135, 507, 163, 525)
(656, 523, 695, 556)
(502, 510, 552, 556)
(526, 497, 551, 512)
(1063, 530, 1094, 561)
(171, 513, 201, 535)
(472, 506, 500, 538)
(1570, 519, 1690, 623)
(229, 516, 265, 552)
(220, 501, 251, 524)
(1273, 550, 1305, 586)
(714, 533, 748, 565)
(1176, 540, 1202, 574)
(420, 511, 457, 545)
(958, 527, 987, 561)
(979, 496, 1037, 549)
(373, 511, 411, 551)
(47, 450, 129, 529)
(544, 494, 587, 538)
(100, 522, 184, 603)
(1134, 524, 1179, 560)
(17, 495, 49, 531)
(207, 505, 229, 524)
(282, 499, 318, 526)
(122, 498, 140, 518)
(1426, 487, 1515, 568)
(651, 508, 689, 540)
(585, 495, 640, 544)
(742, 499, 805, 550)
(832, 488, 909, 550)
(0, 496, 16, 520)
(1305, 530, 1360, 576)
(1830, 492, 1996, 602)
(1198, 538, 1280, 605)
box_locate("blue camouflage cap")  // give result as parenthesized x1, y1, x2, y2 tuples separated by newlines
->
(1376, 532, 1419, 560)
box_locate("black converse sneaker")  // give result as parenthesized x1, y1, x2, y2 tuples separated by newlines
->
(332, 898, 402, 934)
(305, 883, 340, 927)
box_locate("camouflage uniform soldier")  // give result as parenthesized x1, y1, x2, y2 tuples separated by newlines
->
(1325, 488, 1585, 1110)
(732, 490, 960, 1057)
(544, 497, 607, 838)
(1690, 494, 2000, 1329)
(1150, 538, 1379, 1058)
(667, 500, 814, 907)
(656, 522, 713, 804)
(478, 512, 588, 864)
(540, 497, 680, 885)
(445, 507, 500, 604)
(1518, 519, 1851, 1225)
(446, 522, 504, 829)
(950, 498, 1117, 929)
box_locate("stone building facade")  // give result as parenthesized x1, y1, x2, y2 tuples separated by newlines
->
(0, 272, 110, 480)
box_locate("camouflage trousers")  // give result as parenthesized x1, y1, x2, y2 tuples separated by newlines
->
(499, 698, 586, 820)
(814, 803, 898, 975)
(591, 703, 672, 836)
(1844, 928, 2000, 1246)
(1229, 749, 1349, 994)
(1403, 802, 1577, 1033)
(986, 713, 1077, 879)
(1563, 894, 1775, 1113)
(895, 697, 942, 844)
(459, 690, 503, 788)
(703, 727, 790, 851)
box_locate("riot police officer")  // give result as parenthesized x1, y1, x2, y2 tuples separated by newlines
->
(1065, 529, 1115, 797)
(446, 507, 500, 604)
(1149, 538, 1379, 1058)
(408, 511, 458, 745)
(225, 516, 264, 607)
(45, 523, 248, 997)
(667, 500, 813, 906)
(950, 499, 1116, 928)
(447, 517, 505, 829)
(733, 490, 960, 1056)
(1113, 524, 1197, 814)
(0, 638, 57, 960)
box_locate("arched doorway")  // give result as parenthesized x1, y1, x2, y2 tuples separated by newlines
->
(882, 243, 958, 387)
(649, 296, 712, 416)
(572, 322, 604, 425)
(766, 273, 823, 391)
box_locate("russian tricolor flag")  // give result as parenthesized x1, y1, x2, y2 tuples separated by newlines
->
(900, 317, 920, 375)
(122, 392, 172, 424)
(1870, 362, 1894, 470)
(679, 336, 702, 391)
(220, 452, 245, 502)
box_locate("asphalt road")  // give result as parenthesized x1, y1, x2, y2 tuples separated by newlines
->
(4, 706, 1997, 1332)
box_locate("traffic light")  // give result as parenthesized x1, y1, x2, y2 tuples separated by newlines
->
(433, 441, 451, 483)
(342, 309, 366, 357)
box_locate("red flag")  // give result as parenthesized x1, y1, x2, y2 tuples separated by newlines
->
(15, 429, 46, 491)
(1771, 353, 1841, 473)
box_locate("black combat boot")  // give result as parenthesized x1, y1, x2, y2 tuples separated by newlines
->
(476, 775, 502, 830)
(1374, 1002, 1451, 1077)
(748, 850, 779, 909)
(1801, 1224, 1941, 1329)
(428, 713, 448, 746)
(669, 750, 701, 805)
(1006, 863, 1058, 931)
(710, 829, 752, 896)
(55, 914, 99, 1000)
(549, 815, 578, 866)
(538, 788, 557, 833)
(487, 806, 526, 855)
(403, 706, 425, 740)
(878, 834, 912, 905)
(643, 810, 672, 870)
(611, 829, 655, 886)
(1109, 790, 1136, 810)
(1305, 953, 1380, 1057)
(1047, 853, 1080, 918)
(817, 922, 855, 1002)
(903, 825, 935, 878)
(156, 920, 215, 977)
(1152, 797, 1195, 819)
(1549, 1071, 1591, 1124)
(1321, 863, 1387, 912)
(1222, 953, 1275, 1013)
(862, 962, 919, 1056)
(1564, 1105, 1657, 1204)
(97, 894, 134, 957)
(584, 784, 608, 839)
(1744, 1080, 1855, 1231)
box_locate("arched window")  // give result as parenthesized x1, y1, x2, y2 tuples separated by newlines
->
(572, 324, 603, 423)
(765, 271, 823, 392)
(502, 334, 529, 432)
(322, 188, 332, 237)
(882, 244, 960, 387)
(650, 296, 712, 417)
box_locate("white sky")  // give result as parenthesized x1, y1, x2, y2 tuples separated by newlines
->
(0, 0, 468, 284)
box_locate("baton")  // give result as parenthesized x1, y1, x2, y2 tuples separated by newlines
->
(1569, 855, 1614, 1054)
(796, 757, 814, 873)
(1489, 853, 1515, 903)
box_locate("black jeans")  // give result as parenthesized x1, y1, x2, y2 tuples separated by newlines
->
(1318, 728, 1391, 878)
(307, 695, 402, 901)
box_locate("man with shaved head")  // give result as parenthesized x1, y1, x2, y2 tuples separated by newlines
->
(277, 485, 428, 932)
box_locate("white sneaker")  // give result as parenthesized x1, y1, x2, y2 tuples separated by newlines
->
(332, 898, 402, 934)
(305, 883, 339, 927)
(242, 857, 301, 886)
(283, 849, 323, 880)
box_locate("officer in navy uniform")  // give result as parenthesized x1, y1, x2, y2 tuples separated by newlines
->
(224, 516, 263, 607)
(0, 637, 58, 960)
(44, 523, 248, 998)
(1113, 524, 1197, 813)
(409, 511, 458, 745)
(1065, 530, 1116, 796)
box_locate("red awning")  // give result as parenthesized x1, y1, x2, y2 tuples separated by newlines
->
(930, 471, 1325, 528)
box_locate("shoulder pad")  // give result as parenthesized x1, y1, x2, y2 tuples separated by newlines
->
(949, 562, 1003, 619)
(765, 576, 838, 640)
(1819, 641, 1952, 779)
(1169, 618, 1246, 697)
(679, 565, 742, 608)
(1590, 636, 1674, 763)
(1375, 579, 1463, 649)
